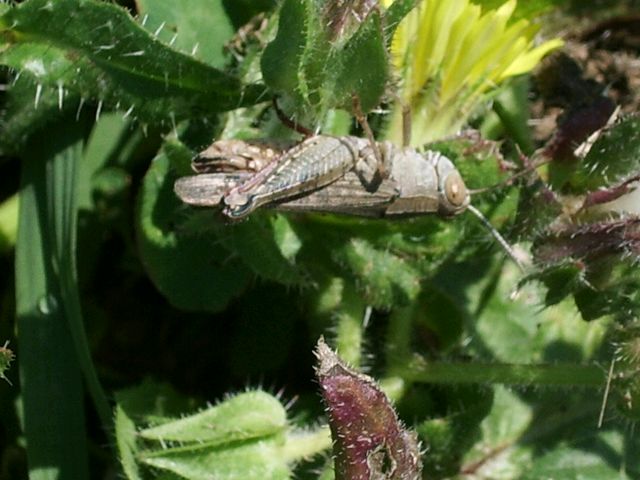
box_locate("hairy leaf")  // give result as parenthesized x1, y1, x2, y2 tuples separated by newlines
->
(0, 0, 265, 126)
(261, 0, 392, 123)
(136, 0, 235, 68)
(570, 115, 640, 193)
(136, 145, 252, 312)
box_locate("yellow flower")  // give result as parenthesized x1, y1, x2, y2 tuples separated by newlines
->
(383, 0, 563, 146)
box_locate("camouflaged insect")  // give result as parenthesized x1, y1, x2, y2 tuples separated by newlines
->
(174, 134, 470, 219)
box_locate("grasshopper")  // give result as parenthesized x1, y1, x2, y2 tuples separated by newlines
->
(175, 135, 470, 219)
(174, 133, 524, 269)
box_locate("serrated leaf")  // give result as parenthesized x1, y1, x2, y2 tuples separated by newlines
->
(140, 390, 287, 444)
(571, 115, 640, 192)
(531, 218, 640, 320)
(136, 146, 252, 312)
(525, 261, 588, 307)
(0, 0, 265, 124)
(460, 387, 637, 479)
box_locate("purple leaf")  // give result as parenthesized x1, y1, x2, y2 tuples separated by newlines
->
(534, 216, 640, 264)
(315, 337, 422, 480)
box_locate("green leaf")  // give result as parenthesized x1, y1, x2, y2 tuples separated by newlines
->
(138, 391, 290, 480)
(136, 0, 235, 68)
(136, 144, 252, 312)
(460, 386, 533, 477)
(459, 385, 638, 479)
(571, 115, 640, 192)
(115, 380, 203, 480)
(78, 112, 133, 209)
(222, 0, 276, 29)
(524, 261, 588, 307)
(334, 237, 421, 309)
(474, 263, 608, 362)
(140, 390, 287, 443)
(260, 0, 308, 96)
(115, 403, 143, 480)
(271, 214, 302, 261)
(261, 0, 390, 121)
(0, 0, 265, 124)
(417, 386, 493, 479)
(491, 76, 536, 154)
(523, 437, 634, 480)
(15, 121, 91, 480)
(141, 439, 290, 480)
(329, 8, 388, 112)
(209, 215, 308, 285)
(0, 48, 81, 154)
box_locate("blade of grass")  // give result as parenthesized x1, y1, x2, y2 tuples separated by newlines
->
(16, 118, 111, 479)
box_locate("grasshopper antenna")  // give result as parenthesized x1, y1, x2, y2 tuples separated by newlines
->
(466, 204, 526, 273)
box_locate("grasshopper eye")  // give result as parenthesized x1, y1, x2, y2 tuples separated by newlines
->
(444, 171, 468, 208)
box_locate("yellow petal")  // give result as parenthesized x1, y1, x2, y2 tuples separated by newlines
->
(500, 39, 564, 79)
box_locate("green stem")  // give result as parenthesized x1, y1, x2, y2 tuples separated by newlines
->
(397, 360, 605, 387)
(282, 426, 332, 463)
(381, 305, 417, 402)
(334, 286, 367, 368)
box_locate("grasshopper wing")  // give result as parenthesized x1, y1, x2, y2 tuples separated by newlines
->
(174, 173, 253, 207)
(275, 172, 399, 217)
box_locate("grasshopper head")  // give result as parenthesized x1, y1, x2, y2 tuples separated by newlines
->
(436, 156, 470, 216)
